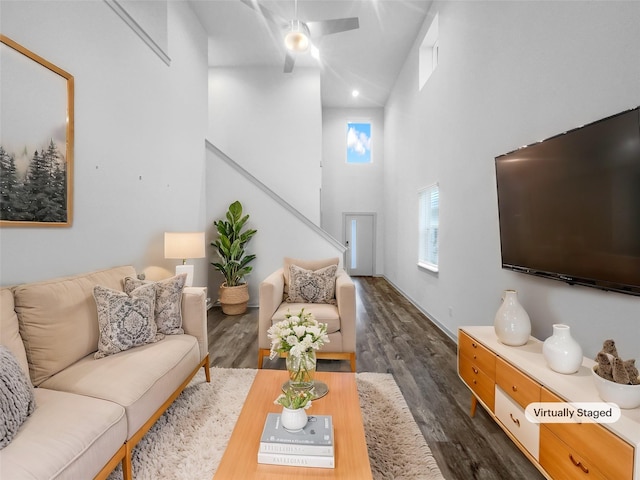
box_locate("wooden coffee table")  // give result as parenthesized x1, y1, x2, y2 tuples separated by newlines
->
(213, 370, 372, 479)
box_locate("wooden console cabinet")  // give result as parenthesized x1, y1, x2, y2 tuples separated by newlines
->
(458, 326, 640, 480)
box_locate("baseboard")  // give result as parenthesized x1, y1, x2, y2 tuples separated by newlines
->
(381, 275, 457, 344)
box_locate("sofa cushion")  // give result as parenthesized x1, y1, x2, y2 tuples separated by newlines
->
(0, 388, 126, 480)
(0, 346, 36, 449)
(283, 257, 339, 292)
(286, 264, 337, 304)
(13, 266, 136, 386)
(272, 303, 341, 335)
(94, 283, 163, 359)
(39, 335, 200, 439)
(0, 288, 29, 378)
(123, 274, 186, 335)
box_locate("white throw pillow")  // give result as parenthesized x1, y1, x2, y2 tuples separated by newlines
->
(286, 264, 337, 304)
(93, 283, 163, 359)
(123, 274, 186, 335)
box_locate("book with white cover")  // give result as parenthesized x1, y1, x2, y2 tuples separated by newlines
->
(257, 452, 335, 469)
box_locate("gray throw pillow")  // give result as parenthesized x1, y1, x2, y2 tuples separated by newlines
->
(0, 345, 36, 449)
(286, 264, 337, 304)
(93, 283, 163, 359)
(123, 274, 186, 335)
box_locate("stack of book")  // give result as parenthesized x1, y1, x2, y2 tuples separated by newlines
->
(257, 413, 335, 468)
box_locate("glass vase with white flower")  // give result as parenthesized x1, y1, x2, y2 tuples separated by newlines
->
(267, 309, 329, 390)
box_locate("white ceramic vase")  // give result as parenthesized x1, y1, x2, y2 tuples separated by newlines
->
(494, 290, 531, 346)
(543, 324, 583, 374)
(280, 407, 308, 432)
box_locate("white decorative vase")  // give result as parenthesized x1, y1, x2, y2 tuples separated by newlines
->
(280, 407, 308, 432)
(543, 324, 583, 374)
(494, 290, 531, 346)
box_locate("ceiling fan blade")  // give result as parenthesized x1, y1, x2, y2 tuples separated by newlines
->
(306, 17, 359, 37)
(239, 0, 288, 28)
(284, 52, 296, 73)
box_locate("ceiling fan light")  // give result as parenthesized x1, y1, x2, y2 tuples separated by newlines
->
(284, 20, 310, 52)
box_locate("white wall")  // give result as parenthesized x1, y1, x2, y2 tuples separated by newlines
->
(384, 1, 640, 360)
(206, 146, 345, 306)
(208, 67, 322, 224)
(321, 108, 384, 275)
(0, 1, 209, 287)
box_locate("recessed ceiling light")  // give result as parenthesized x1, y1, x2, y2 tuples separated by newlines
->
(352, 90, 360, 98)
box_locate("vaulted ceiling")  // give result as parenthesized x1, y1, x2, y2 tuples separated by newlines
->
(189, 0, 432, 108)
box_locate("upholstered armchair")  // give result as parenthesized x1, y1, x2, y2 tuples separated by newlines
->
(258, 257, 356, 372)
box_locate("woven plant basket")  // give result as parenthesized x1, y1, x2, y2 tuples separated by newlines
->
(219, 283, 249, 315)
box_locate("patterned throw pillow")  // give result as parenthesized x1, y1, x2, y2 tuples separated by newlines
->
(286, 264, 337, 304)
(93, 283, 163, 359)
(0, 345, 36, 449)
(123, 274, 186, 335)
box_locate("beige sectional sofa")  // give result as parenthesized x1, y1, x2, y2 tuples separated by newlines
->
(0, 266, 210, 480)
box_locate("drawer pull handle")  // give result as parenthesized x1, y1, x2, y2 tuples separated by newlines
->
(512, 385, 518, 392)
(472, 367, 479, 374)
(509, 413, 520, 427)
(473, 379, 477, 385)
(569, 454, 589, 474)
(473, 354, 477, 359)
(472, 342, 477, 348)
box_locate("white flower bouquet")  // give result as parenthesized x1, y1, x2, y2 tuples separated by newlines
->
(267, 309, 330, 360)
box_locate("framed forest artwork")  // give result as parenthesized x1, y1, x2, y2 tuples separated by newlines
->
(0, 35, 74, 227)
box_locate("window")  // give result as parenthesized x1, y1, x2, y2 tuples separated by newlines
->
(418, 183, 439, 272)
(419, 13, 439, 90)
(346, 122, 372, 164)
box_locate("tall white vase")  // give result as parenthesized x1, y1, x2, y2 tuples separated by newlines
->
(542, 324, 583, 374)
(494, 290, 531, 346)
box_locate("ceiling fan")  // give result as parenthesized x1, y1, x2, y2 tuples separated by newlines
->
(239, 0, 359, 73)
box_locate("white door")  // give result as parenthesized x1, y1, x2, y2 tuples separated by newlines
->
(344, 213, 375, 276)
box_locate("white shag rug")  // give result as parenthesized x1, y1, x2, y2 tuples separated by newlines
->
(108, 368, 444, 480)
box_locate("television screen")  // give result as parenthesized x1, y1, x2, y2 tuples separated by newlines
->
(495, 107, 640, 296)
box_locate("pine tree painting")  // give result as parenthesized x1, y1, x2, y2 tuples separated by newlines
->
(0, 140, 68, 222)
(1, 35, 73, 227)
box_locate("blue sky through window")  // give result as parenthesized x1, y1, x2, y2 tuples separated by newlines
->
(346, 122, 371, 164)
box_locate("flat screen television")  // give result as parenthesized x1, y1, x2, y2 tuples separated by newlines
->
(495, 107, 640, 296)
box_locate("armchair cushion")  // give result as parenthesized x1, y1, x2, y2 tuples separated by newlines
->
(272, 303, 341, 334)
(286, 264, 337, 304)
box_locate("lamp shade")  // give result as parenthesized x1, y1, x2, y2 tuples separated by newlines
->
(164, 232, 205, 260)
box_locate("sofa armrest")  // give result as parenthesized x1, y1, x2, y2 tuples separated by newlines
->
(258, 268, 285, 350)
(181, 287, 208, 360)
(335, 269, 356, 352)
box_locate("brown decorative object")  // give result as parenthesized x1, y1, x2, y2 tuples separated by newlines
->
(0, 35, 74, 227)
(218, 282, 249, 315)
(594, 339, 640, 385)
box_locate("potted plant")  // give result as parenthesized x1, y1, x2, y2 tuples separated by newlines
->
(274, 387, 314, 431)
(211, 200, 257, 315)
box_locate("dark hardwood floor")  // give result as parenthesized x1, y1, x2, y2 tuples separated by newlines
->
(207, 276, 544, 480)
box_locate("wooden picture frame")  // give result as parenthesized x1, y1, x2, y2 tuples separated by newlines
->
(0, 34, 74, 227)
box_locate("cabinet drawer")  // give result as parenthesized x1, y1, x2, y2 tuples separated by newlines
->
(540, 388, 634, 480)
(459, 353, 495, 411)
(540, 426, 608, 480)
(495, 386, 539, 459)
(458, 330, 496, 377)
(496, 357, 540, 409)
